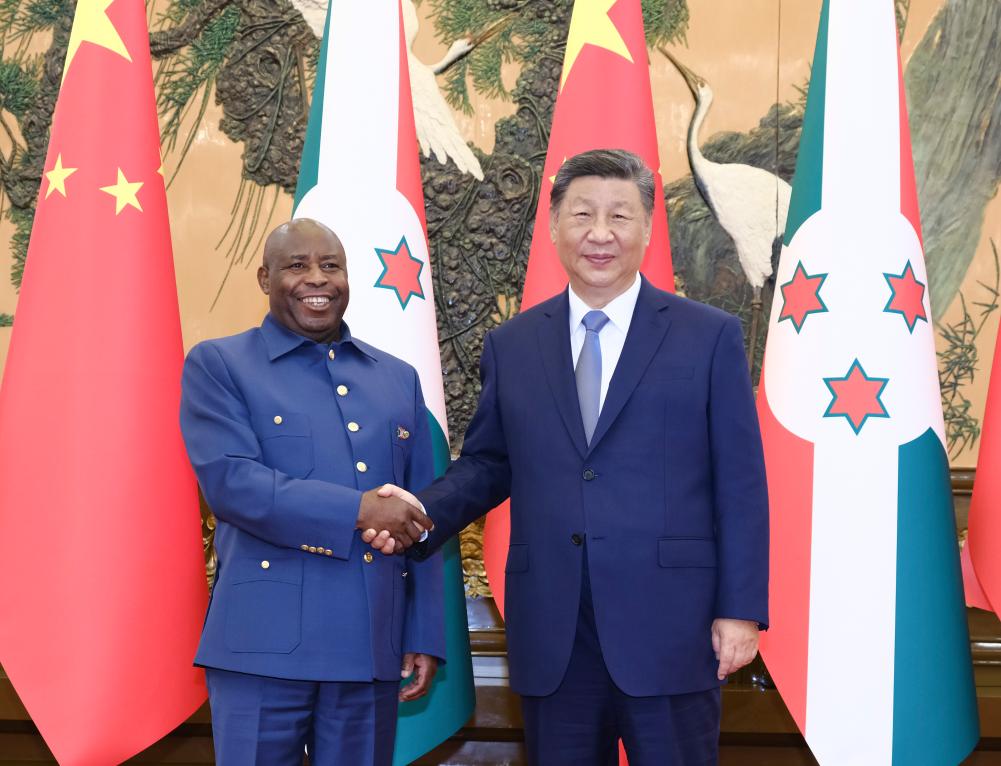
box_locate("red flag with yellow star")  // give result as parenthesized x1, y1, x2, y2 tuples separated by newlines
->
(0, 1, 207, 762)
(482, 0, 675, 616)
(965, 330, 1001, 614)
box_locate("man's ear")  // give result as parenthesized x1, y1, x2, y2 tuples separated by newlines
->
(257, 265, 270, 295)
(549, 210, 559, 243)
(644, 214, 652, 247)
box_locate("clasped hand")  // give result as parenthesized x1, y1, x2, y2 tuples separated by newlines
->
(357, 484, 428, 554)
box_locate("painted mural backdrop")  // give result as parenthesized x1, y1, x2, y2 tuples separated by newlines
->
(1, 0, 998, 594)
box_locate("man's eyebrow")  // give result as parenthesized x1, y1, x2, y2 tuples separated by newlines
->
(282, 253, 342, 259)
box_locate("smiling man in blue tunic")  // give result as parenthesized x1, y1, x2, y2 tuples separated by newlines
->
(179, 218, 444, 766)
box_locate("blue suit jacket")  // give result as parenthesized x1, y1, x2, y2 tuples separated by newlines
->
(418, 278, 768, 696)
(180, 315, 445, 682)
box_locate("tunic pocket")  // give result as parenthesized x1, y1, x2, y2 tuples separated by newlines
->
(224, 557, 303, 653)
(256, 412, 314, 478)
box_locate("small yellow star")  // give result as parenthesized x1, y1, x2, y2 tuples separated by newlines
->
(156, 163, 165, 177)
(99, 168, 143, 214)
(560, 0, 633, 90)
(44, 154, 78, 199)
(64, 0, 131, 83)
(548, 156, 568, 185)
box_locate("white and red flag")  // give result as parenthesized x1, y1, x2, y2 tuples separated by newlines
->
(292, 2, 475, 763)
(757, 1, 979, 763)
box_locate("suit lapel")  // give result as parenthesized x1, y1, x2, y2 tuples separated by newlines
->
(587, 279, 672, 452)
(537, 292, 588, 458)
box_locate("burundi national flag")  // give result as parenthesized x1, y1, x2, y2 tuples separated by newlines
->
(293, 1, 475, 763)
(756, 1, 979, 763)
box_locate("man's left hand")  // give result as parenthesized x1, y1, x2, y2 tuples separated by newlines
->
(711, 618, 759, 680)
(399, 653, 438, 702)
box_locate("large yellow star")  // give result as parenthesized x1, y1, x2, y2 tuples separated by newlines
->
(44, 154, 78, 199)
(560, 0, 633, 90)
(63, 0, 131, 82)
(99, 168, 143, 214)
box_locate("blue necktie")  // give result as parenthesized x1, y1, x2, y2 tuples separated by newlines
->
(576, 310, 609, 445)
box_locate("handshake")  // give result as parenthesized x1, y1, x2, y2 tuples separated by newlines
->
(356, 484, 430, 555)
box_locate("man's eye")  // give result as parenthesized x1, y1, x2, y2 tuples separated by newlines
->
(288, 263, 305, 269)
(322, 263, 340, 270)
(574, 212, 590, 219)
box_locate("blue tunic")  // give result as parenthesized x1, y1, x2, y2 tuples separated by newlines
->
(180, 314, 445, 682)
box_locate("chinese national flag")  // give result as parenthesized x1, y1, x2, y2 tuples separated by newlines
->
(0, 1, 207, 763)
(965, 330, 1001, 614)
(479, 3, 674, 762)
(482, 0, 675, 618)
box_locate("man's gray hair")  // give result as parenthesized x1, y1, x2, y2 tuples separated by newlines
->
(550, 149, 655, 216)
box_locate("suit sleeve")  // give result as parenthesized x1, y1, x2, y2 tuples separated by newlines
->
(179, 342, 360, 560)
(401, 370, 447, 660)
(415, 332, 513, 556)
(709, 316, 769, 627)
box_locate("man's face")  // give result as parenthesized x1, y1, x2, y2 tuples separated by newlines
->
(550, 176, 652, 308)
(257, 221, 349, 344)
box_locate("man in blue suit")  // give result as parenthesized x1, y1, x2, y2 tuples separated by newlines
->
(369, 150, 769, 765)
(180, 218, 444, 766)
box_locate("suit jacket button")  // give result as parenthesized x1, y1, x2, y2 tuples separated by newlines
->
(363, 552, 374, 563)
(570, 533, 583, 546)
(260, 560, 270, 569)
(582, 468, 595, 481)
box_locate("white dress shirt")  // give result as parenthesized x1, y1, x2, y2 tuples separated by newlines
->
(568, 274, 641, 413)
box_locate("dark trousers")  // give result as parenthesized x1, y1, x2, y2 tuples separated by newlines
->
(521, 547, 721, 766)
(205, 668, 399, 766)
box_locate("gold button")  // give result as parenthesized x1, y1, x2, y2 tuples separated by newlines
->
(300, 544, 309, 551)
(308, 546, 317, 553)
(347, 422, 360, 432)
(328, 349, 336, 360)
(337, 385, 348, 396)
(363, 552, 374, 563)
(261, 560, 270, 569)
(356, 461, 367, 473)
(273, 415, 283, 425)
(324, 549, 333, 556)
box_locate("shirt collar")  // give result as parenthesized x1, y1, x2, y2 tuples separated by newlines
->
(260, 313, 376, 362)
(567, 273, 642, 335)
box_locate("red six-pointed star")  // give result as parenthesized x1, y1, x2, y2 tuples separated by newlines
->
(823, 359, 889, 434)
(374, 236, 425, 308)
(779, 261, 828, 332)
(883, 261, 927, 333)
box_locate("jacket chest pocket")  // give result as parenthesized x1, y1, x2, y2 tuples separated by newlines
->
(256, 413, 314, 479)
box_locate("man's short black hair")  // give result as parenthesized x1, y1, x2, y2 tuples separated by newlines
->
(550, 149, 655, 216)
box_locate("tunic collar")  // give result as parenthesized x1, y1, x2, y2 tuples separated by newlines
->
(260, 313, 376, 362)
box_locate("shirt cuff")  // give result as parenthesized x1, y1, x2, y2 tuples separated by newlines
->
(417, 500, 428, 542)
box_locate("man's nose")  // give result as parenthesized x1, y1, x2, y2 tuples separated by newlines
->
(305, 264, 328, 284)
(587, 218, 614, 242)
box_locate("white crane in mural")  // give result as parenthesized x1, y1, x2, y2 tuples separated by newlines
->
(661, 47, 791, 364)
(292, 0, 504, 181)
